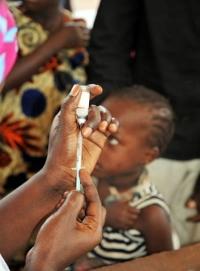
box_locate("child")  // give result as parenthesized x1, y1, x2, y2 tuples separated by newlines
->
(0, 0, 88, 192)
(73, 85, 176, 270)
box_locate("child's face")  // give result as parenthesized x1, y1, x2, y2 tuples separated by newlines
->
(94, 97, 157, 182)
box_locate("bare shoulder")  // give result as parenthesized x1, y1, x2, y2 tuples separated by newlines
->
(137, 205, 173, 253)
(139, 204, 170, 232)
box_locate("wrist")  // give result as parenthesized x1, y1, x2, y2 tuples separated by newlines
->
(39, 165, 76, 194)
(46, 32, 65, 53)
(25, 247, 57, 271)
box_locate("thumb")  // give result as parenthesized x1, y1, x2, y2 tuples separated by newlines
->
(55, 190, 84, 224)
(59, 85, 82, 129)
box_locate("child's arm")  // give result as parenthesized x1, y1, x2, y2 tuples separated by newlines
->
(138, 205, 173, 254)
(4, 22, 89, 91)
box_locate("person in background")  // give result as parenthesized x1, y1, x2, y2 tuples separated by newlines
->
(88, 0, 200, 246)
(0, 0, 89, 195)
(73, 85, 176, 270)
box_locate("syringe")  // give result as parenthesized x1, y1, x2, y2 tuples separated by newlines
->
(75, 86, 90, 191)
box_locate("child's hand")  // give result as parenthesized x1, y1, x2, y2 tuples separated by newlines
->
(52, 21, 90, 49)
(105, 200, 140, 230)
(186, 176, 200, 223)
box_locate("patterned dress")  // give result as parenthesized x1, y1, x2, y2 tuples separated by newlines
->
(0, 6, 87, 194)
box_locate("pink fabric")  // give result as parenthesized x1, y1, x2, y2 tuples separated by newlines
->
(0, 0, 18, 83)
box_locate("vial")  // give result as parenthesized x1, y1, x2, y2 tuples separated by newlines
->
(76, 85, 90, 126)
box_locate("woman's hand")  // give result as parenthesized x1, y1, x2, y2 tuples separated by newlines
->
(43, 84, 118, 191)
(51, 21, 90, 49)
(25, 170, 105, 271)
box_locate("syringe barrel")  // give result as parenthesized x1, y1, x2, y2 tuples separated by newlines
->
(76, 85, 90, 125)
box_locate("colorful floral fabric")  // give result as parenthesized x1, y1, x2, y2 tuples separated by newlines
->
(0, 6, 86, 193)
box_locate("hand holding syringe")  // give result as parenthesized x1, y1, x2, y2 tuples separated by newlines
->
(74, 85, 119, 191)
(76, 86, 90, 191)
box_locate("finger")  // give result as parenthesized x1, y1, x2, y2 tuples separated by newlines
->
(186, 199, 197, 209)
(78, 207, 86, 222)
(128, 213, 139, 222)
(98, 106, 112, 133)
(108, 117, 119, 134)
(88, 84, 103, 100)
(65, 20, 87, 28)
(187, 214, 200, 223)
(80, 170, 102, 226)
(73, 18, 87, 27)
(56, 190, 84, 224)
(81, 105, 101, 137)
(82, 115, 119, 148)
(60, 84, 102, 125)
(120, 221, 133, 230)
(101, 206, 106, 227)
(125, 215, 138, 228)
(59, 84, 82, 129)
(127, 206, 141, 215)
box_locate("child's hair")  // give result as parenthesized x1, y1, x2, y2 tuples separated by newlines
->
(109, 85, 175, 154)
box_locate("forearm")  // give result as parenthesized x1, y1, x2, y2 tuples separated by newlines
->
(0, 169, 71, 260)
(93, 243, 200, 271)
(4, 34, 63, 91)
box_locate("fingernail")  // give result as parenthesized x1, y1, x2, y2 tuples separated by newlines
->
(187, 200, 197, 209)
(109, 123, 118, 132)
(63, 191, 69, 198)
(69, 85, 80, 97)
(82, 127, 93, 137)
(99, 121, 108, 131)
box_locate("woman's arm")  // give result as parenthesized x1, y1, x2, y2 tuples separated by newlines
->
(93, 243, 200, 271)
(4, 23, 89, 91)
(0, 169, 70, 261)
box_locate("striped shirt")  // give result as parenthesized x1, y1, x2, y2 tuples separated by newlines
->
(88, 172, 172, 264)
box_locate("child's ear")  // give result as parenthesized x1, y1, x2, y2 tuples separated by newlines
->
(144, 146, 160, 164)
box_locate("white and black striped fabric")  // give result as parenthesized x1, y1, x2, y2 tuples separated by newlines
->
(88, 173, 171, 264)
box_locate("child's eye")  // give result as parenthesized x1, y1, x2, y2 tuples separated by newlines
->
(109, 137, 119, 146)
